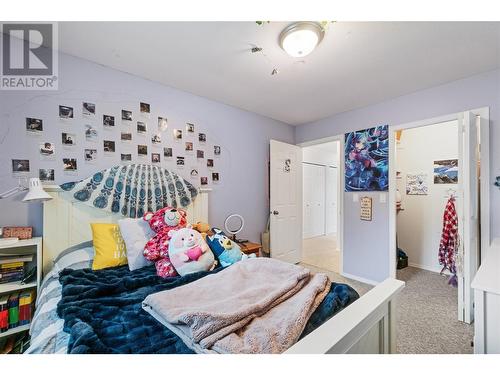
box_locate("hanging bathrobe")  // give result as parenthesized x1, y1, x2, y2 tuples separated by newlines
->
(438, 196, 459, 286)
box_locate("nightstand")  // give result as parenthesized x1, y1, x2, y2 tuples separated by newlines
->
(239, 242, 262, 257)
(0, 237, 42, 348)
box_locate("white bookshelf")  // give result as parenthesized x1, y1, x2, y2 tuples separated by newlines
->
(0, 237, 42, 341)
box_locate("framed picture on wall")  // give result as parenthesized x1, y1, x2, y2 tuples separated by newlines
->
(39, 168, 55, 182)
(140, 102, 150, 114)
(26, 118, 43, 133)
(121, 110, 132, 121)
(433, 159, 458, 184)
(137, 121, 147, 134)
(103, 115, 115, 127)
(59, 105, 74, 119)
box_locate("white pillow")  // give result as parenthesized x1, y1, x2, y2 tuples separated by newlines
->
(118, 218, 155, 271)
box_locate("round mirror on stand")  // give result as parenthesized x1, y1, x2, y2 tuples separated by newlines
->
(224, 214, 247, 243)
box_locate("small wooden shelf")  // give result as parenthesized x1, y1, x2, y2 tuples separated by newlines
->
(0, 324, 31, 339)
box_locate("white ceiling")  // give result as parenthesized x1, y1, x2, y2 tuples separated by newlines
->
(56, 22, 500, 125)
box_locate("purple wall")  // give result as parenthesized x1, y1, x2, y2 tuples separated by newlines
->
(0, 48, 294, 242)
(296, 69, 500, 282)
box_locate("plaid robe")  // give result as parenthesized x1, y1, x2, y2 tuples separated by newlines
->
(438, 197, 458, 283)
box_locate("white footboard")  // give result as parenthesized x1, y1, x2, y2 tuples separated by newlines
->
(285, 278, 404, 354)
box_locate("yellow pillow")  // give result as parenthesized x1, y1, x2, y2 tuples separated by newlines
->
(90, 223, 128, 270)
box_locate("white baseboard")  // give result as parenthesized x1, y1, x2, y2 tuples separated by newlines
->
(407, 262, 451, 275)
(341, 272, 379, 286)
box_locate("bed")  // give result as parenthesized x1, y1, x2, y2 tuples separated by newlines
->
(30, 176, 404, 354)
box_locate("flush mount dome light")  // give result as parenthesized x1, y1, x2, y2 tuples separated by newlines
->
(279, 21, 325, 57)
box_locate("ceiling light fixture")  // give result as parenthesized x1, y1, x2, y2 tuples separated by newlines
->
(279, 21, 325, 58)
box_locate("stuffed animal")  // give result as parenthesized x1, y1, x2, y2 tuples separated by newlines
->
(168, 226, 216, 276)
(143, 207, 188, 278)
(206, 228, 253, 268)
(192, 221, 211, 240)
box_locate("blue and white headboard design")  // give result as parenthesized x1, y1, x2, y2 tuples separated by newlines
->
(59, 164, 198, 218)
(42, 164, 208, 274)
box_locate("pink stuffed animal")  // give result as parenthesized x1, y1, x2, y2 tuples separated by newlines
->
(143, 207, 188, 278)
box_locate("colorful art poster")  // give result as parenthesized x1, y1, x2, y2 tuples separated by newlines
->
(345, 125, 389, 192)
(406, 173, 428, 195)
(434, 159, 458, 184)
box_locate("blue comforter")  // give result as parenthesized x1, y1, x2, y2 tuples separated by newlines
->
(57, 265, 359, 354)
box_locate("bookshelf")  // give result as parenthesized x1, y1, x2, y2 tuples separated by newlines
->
(0, 237, 42, 343)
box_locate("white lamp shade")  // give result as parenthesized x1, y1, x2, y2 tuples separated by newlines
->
(22, 178, 52, 202)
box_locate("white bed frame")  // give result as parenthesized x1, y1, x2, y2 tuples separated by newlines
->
(42, 185, 404, 354)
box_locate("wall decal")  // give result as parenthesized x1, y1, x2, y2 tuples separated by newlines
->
(164, 147, 172, 158)
(138, 144, 148, 156)
(39, 168, 54, 182)
(140, 102, 150, 114)
(185, 142, 193, 151)
(26, 118, 43, 133)
(158, 117, 168, 131)
(121, 153, 132, 162)
(345, 125, 389, 192)
(137, 121, 147, 133)
(284, 158, 291, 172)
(151, 134, 161, 144)
(190, 168, 198, 178)
(121, 132, 132, 142)
(12, 159, 30, 173)
(201, 176, 208, 186)
(494, 176, 500, 188)
(406, 173, 428, 195)
(103, 114, 115, 127)
(63, 158, 77, 171)
(433, 159, 458, 184)
(186, 123, 195, 133)
(199, 133, 206, 143)
(214, 145, 221, 156)
(103, 140, 115, 153)
(212, 172, 220, 183)
(207, 159, 214, 168)
(177, 156, 185, 168)
(197, 150, 204, 159)
(152, 153, 160, 163)
(84, 148, 98, 162)
(121, 110, 132, 121)
(62, 132, 76, 146)
(39, 142, 54, 158)
(85, 124, 98, 141)
(59, 105, 73, 119)
(82, 102, 96, 117)
(174, 129, 182, 140)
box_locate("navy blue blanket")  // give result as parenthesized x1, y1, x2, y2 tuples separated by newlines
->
(57, 265, 359, 354)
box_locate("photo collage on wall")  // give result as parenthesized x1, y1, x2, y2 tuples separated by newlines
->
(14, 99, 223, 188)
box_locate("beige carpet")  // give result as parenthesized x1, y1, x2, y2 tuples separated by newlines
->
(396, 267, 474, 354)
(302, 235, 340, 273)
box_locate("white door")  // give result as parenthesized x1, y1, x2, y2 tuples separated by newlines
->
(325, 166, 338, 234)
(303, 163, 325, 238)
(270, 140, 302, 263)
(458, 111, 480, 324)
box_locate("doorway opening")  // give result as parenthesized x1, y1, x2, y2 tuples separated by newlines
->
(301, 140, 341, 273)
(394, 119, 475, 353)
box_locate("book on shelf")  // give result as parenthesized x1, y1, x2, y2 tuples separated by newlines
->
(0, 295, 8, 332)
(0, 262, 24, 269)
(0, 255, 33, 265)
(7, 293, 19, 329)
(0, 266, 25, 284)
(19, 290, 34, 325)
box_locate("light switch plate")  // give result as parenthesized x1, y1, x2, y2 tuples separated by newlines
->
(380, 194, 387, 203)
(353, 193, 359, 202)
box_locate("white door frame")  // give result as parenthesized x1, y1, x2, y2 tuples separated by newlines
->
(388, 107, 490, 280)
(298, 135, 344, 274)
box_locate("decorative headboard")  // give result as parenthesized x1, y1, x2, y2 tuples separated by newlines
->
(42, 185, 210, 274)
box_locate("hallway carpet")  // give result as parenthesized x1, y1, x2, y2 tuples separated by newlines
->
(396, 267, 474, 354)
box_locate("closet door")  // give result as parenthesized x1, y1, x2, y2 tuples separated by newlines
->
(302, 164, 315, 238)
(325, 166, 338, 235)
(302, 163, 326, 238)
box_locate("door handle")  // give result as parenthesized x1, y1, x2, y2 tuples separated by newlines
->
(272, 210, 279, 215)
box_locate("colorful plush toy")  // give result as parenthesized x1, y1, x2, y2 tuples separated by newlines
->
(143, 207, 188, 278)
(192, 221, 211, 240)
(168, 226, 216, 276)
(206, 228, 253, 268)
